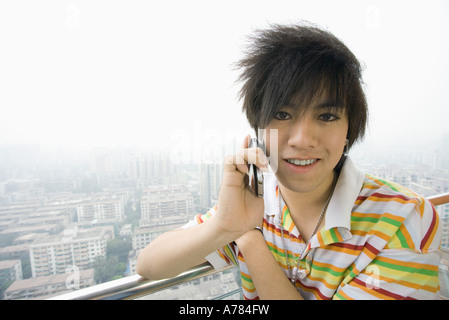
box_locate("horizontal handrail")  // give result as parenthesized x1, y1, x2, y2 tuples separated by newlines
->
(428, 193, 449, 207)
(49, 262, 234, 300)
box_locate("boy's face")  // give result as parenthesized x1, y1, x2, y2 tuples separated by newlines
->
(265, 92, 348, 195)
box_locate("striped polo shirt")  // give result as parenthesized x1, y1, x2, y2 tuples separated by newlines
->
(185, 157, 442, 300)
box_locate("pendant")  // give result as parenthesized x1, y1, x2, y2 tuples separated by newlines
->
(293, 265, 309, 280)
(291, 266, 298, 284)
(292, 266, 298, 276)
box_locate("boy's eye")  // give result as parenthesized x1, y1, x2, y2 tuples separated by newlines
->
(318, 113, 340, 122)
(274, 111, 291, 120)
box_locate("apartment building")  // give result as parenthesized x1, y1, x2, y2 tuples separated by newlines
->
(131, 223, 186, 251)
(140, 186, 194, 227)
(29, 226, 113, 277)
(0, 260, 23, 284)
(4, 268, 95, 300)
(128, 186, 194, 275)
(76, 195, 125, 222)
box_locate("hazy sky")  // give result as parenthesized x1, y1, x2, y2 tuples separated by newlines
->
(1, 0, 448, 158)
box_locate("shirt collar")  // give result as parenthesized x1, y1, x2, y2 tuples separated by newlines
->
(263, 156, 365, 231)
(324, 157, 365, 231)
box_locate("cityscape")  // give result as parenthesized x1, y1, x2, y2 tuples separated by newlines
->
(0, 134, 448, 299)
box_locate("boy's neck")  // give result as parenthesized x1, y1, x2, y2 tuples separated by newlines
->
(278, 171, 337, 223)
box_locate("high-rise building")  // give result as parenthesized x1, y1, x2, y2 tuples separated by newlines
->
(129, 153, 149, 179)
(199, 163, 222, 210)
(91, 147, 129, 175)
(140, 186, 193, 227)
(438, 203, 449, 249)
(129, 152, 177, 180)
(442, 133, 449, 171)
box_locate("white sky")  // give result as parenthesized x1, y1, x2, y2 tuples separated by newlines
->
(1, 0, 448, 157)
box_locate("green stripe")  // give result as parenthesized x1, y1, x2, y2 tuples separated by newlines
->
(224, 245, 238, 265)
(366, 174, 400, 192)
(380, 216, 402, 228)
(333, 292, 346, 300)
(373, 259, 438, 277)
(395, 229, 410, 249)
(267, 243, 294, 260)
(329, 228, 339, 243)
(240, 273, 253, 283)
(351, 215, 379, 224)
(346, 264, 358, 279)
(283, 207, 289, 223)
(311, 263, 345, 278)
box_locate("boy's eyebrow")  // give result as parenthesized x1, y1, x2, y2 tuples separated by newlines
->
(315, 101, 343, 109)
(284, 100, 343, 109)
(282, 100, 344, 115)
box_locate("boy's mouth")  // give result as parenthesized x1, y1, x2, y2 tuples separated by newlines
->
(286, 158, 319, 166)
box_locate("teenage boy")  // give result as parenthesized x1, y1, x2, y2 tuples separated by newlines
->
(137, 23, 441, 300)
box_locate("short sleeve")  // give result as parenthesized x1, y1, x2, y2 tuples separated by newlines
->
(334, 197, 442, 300)
(334, 248, 441, 299)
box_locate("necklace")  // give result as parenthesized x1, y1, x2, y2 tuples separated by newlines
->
(278, 174, 337, 285)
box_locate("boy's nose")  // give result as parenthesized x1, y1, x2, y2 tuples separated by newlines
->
(287, 117, 319, 150)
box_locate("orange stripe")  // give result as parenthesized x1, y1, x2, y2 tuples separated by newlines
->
(347, 278, 394, 299)
(420, 206, 439, 252)
(313, 259, 347, 275)
(263, 221, 303, 244)
(334, 229, 344, 242)
(362, 245, 379, 260)
(398, 224, 415, 250)
(288, 222, 295, 233)
(351, 211, 382, 219)
(351, 229, 367, 237)
(361, 270, 439, 293)
(317, 231, 325, 247)
(362, 183, 382, 190)
(324, 243, 362, 256)
(383, 212, 405, 223)
(418, 199, 425, 217)
(368, 195, 415, 205)
(334, 289, 353, 300)
(368, 229, 391, 242)
(308, 276, 339, 290)
(375, 255, 439, 272)
(240, 271, 256, 293)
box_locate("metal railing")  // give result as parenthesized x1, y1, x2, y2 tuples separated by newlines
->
(49, 192, 449, 300)
(49, 262, 238, 300)
(49, 262, 237, 300)
(429, 193, 449, 207)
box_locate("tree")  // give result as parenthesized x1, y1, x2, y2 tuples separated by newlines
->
(93, 238, 132, 283)
(107, 238, 131, 262)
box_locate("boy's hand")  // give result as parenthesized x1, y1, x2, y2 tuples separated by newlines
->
(211, 135, 268, 240)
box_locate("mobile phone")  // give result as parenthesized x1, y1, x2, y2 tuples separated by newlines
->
(248, 137, 264, 198)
